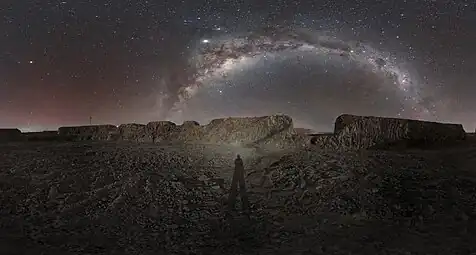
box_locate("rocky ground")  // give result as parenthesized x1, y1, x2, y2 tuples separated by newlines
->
(1, 141, 476, 255)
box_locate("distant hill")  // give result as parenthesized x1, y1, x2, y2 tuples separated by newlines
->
(294, 128, 315, 135)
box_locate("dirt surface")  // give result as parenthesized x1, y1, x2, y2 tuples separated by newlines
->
(1, 141, 475, 254)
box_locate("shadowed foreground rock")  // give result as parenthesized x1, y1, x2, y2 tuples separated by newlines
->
(58, 125, 118, 141)
(315, 114, 466, 150)
(0, 128, 22, 142)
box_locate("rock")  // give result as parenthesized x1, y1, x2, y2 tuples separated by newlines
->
(201, 115, 296, 147)
(0, 128, 23, 143)
(58, 125, 118, 141)
(118, 123, 151, 142)
(48, 186, 58, 201)
(309, 133, 338, 150)
(182, 120, 200, 128)
(334, 114, 361, 134)
(30, 114, 467, 152)
(144, 115, 297, 148)
(198, 174, 209, 182)
(146, 121, 178, 143)
(178, 121, 204, 142)
(23, 131, 61, 142)
(334, 114, 466, 150)
(311, 114, 466, 150)
(149, 203, 159, 217)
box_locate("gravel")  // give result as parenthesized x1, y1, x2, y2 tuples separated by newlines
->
(1, 141, 476, 254)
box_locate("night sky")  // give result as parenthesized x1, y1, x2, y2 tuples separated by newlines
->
(1, 0, 475, 132)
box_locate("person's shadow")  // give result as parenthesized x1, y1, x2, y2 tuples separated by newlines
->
(226, 154, 250, 218)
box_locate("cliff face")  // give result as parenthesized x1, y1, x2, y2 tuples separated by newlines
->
(3, 114, 467, 151)
(314, 114, 466, 150)
(146, 121, 178, 143)
(199, 115, 295, 146)
(58, 125, 118, 141)
(54, 115, 296, 148)
(118, 124, 150, 142)
(334, 114, 361, 134)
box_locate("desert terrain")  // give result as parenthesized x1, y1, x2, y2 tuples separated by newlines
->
(1, 115, 475, 254)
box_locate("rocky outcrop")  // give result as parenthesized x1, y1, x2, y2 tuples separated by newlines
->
(177, 121, 204, 142)
(315, 114, 466, 150)
(146, 121, 178, 143)
(8, 114, 467, 152)
(333, 114, 360, 133)
(0, 128, 23, 142)
(181, 121, 200, 128)
(23, 131, 61, 141)
(52, 116, 296, 147)
(200, 115, 295, 147)
(139, 115, 296, 148)
(58, 125, 118, 141)
(309, 133, 339, 149)
(118, 123, 151, 142)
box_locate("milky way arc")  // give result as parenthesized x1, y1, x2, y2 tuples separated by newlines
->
(164, 26, 434, 122)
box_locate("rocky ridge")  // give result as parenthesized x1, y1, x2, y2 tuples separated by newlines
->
(56, 115, 298, 149)
(5, 114, 468, 153)
(311, 114, 466, 150)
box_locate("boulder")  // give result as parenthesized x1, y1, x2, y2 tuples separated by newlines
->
(0, 128, 23, 142)
(334, 114, 466, 149)
(309, 133, 339, 149)
(118, 123, 151, 142)
(58, 125, 118, 141)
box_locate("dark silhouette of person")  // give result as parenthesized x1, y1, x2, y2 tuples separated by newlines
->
(227, 154, 249, 212)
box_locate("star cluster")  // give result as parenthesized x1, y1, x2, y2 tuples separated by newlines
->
(1, 0, 475, 131)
